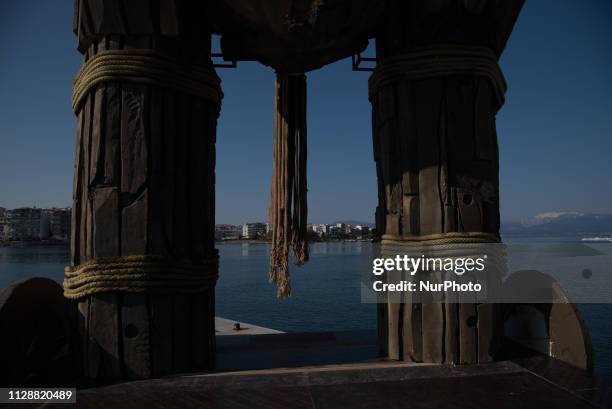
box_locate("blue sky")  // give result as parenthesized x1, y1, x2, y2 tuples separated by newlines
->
(0, 1, 610, 224)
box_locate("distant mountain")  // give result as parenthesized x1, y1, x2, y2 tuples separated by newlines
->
(502, 213, 612, 236)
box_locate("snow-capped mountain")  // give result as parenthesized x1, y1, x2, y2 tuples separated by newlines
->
(502, 213, 612, 236)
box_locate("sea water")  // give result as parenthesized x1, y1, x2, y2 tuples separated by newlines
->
(1, 240, 610, 379)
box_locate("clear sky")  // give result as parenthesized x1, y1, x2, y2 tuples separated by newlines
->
(0, 1, 610, 224)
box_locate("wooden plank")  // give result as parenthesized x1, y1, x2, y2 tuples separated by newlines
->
(377, 303, 388, 357)
(100, 0, 126, 34)
(77, 299, 90, 376)
(172, 294, 192, 372)
(71, 110, 84, 265)
(444, 302, 459, 364)
(387, 302, 401, 360)
(402, 287, 423, 362)
(422, 302, 445, 363)
(477, 303, 498, 363)
(457, 187, 483, 232)
(421, 271, 445, 363)
(409, 302, 423, 362)
(88, 293, 121, 378)
(148, 86, 166, 255)
(103, 83, 122, 186)
(121, 191, 148, 255)
(402, 196, 419, 237)
(85, 0, 104, 33)
(149, 295, 174, 376)
(173, 93, 190, 258)
(77, 0, 94, 38)
(73, 0, 80, 33)
(377, 80, 396, 125)
(92, 187, 119, 258)
(161, 90, 177, 253)
(191, 293, 208, 368)
(189, 99, 207, 260)
(90, 86, 106, 185)
(386, 260, 403, 360)
(473, 79, 496, 162)
(80, 93, 93, 262)
(396, 81, 419, 236)
(415, 79, 444, 235)
(459, 287, 478, 364)
(120, 84, 148, 195)
(207, 289, 216, 362)
(159, 0, 180, 35)
(438, 94, 454, 233)
(446, 76, 475, 174)
(121, 294, 151, 378)
(122, 0, 153, 34)
(204, 106, 218, 257)
(379, 120, 401, 237)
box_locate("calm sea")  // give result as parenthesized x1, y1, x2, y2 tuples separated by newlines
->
(0, 240, 610, 379)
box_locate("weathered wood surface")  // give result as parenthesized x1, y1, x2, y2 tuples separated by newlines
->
(372, 0, 524, 364)
(73, 359, 605, 409)
(71, 1, 220, 379)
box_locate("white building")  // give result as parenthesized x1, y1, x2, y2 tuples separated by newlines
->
(311, 224, 328, 236)
(242, 222, 267, 239)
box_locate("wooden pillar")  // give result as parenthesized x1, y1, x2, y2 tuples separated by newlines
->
(371, 0, 524, 364)
(71, 1, 219, 379)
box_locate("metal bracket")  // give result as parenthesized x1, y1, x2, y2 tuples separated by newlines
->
(212, 52, 237, 69)
(351, 53, 376, 72)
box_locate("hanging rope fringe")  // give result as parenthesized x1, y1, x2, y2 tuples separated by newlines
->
(269, 73, 309, 299)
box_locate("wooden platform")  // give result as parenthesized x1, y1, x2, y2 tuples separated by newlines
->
(17, 331, 609, 408)
(40, 359, 608, 409)
(214, 317, 284, 336)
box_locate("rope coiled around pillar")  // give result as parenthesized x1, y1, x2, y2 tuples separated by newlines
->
(368, 44, 507, 109)
(381, 232, 500, 245)
(72, 49, 223, 112)
(63, 254, 219, 300)
(380, 232, 507, 279)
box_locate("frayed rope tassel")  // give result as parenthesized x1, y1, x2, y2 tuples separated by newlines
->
(269, 72, 309, 299)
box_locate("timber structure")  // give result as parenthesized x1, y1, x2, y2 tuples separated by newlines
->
(1, 2, 604, 407)
(65, 0, 577, 378)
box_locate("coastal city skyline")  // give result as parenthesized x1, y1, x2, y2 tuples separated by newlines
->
(0, 204, 373, 243)
(3, 204, 611, 244)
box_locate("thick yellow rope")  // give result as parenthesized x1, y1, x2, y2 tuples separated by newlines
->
(64, 254, 219, 299)
(381, 232, 500, 245)
(368, 44, 506, 108)
(72, 49, 223, 112)
(380, 232, 506, 273)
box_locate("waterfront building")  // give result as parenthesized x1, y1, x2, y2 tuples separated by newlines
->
(48, 208, 72, 241)
(0, 207, 6, 241)
(242, 222, 267, 239)
(1, 207, 43, 241)
(311, 224, 328, 236)
(0, 207, 72, 242)
(215, 224, 242, 241)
